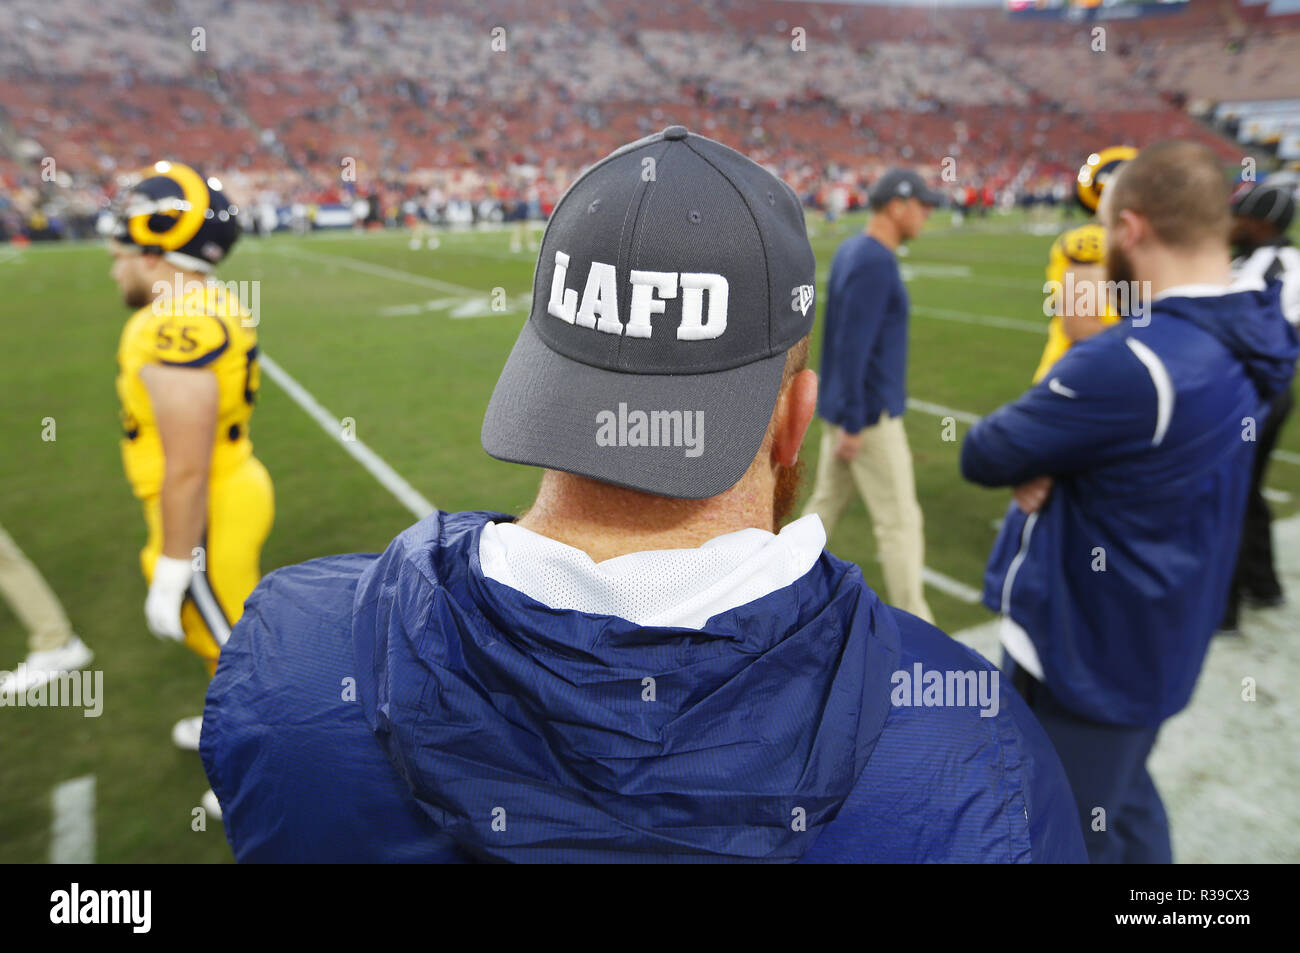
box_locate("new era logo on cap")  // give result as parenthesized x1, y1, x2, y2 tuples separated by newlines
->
(792, 284, 815, 317)
(482, 126, 816, 500)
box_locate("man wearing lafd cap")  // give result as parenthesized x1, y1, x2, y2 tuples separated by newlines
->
(109, 161, 273, 819)
(803, 168, 941, 622)
(201, 129, 1084, 863)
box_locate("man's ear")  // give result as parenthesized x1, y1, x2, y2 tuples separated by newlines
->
(1116, 208, 1146, 249)
(773, 369, 818, 468)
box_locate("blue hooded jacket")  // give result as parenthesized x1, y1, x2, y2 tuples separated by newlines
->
(816, 234, 910, 432)
(201, 511, 1086, 863)
(962, 282, 1298, 727)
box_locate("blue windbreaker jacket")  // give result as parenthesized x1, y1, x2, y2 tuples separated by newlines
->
(962, 282, 1298, 727)
(816, 235, 910, 432)
(201, 511, 1086, 863)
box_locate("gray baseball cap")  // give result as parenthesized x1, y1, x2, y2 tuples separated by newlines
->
(482, 126, 816, 500)
(869, 168, 944, 209)
(1231, 179, 1296, 233)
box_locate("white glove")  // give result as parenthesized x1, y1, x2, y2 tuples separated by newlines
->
(145, 555, 193, 642)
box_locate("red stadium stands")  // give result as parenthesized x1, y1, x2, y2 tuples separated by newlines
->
(0, 0, 1293, 234)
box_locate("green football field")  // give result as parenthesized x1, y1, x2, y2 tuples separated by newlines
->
(3, 210, 1299, 862)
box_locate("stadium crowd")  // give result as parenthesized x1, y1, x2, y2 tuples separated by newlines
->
(0, 0, 1295, 242)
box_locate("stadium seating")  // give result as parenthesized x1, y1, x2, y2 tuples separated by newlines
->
(0, 0, 1292, 235)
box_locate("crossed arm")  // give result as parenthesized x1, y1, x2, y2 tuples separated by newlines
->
(961, 337, 1155, 510)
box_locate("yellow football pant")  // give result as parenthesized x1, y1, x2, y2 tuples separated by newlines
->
(140, 456, 274, 677)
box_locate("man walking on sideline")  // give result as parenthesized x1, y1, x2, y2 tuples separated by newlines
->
(201, 129, 1083, 863)
(962, 142, 1298, 863)
(803, 169, 940, 622)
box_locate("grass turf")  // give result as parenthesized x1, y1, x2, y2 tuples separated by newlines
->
(2, 209, 1297, 861)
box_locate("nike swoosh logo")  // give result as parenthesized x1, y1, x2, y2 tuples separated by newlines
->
(1048, 377, 1078, 398)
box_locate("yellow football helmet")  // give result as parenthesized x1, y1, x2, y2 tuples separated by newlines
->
(1050, 223, 1108, 273)
(1076, 146, 1138, 214)
(111, 161, 239, 273)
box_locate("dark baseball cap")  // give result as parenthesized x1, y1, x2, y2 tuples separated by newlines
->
(482, 126, 816, 500)
(869, 168, 944, 210)
(1231, 179, 1296, 233)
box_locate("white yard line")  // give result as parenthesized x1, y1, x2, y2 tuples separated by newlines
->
(911, 305, 1046, 334)
(377, 295, 530, 320)
(258, 353, 435, 520)
(827, 258, 1031, 288)
(921, 568, 982, 605)
(50, 775, 95, 864)
(906, 398, 983, 426)
(270, 244, 480, 296)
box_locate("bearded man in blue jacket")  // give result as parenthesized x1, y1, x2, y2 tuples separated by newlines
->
(962, 141, 1299, 864)
(201, 127, 1086, 863)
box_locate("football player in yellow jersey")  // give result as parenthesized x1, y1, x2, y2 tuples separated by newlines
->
(1031, 147, 1137, 384)
(108, 162, 274, 817)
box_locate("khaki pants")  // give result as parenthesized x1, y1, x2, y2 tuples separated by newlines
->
(803, 415, 934, 622)
(0, 522, 75, 653)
